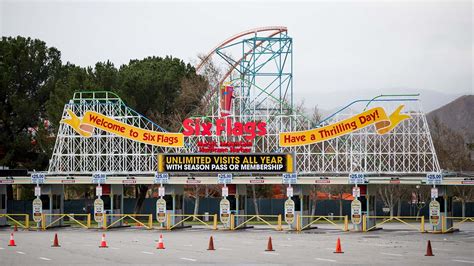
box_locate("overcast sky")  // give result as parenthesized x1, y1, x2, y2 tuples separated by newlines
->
(1, 0, 472, 112)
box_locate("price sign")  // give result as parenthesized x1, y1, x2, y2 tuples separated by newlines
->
(218, 173, 232, 184)
(94, 198, 104, 223)
(156, 198, 167, 223)
(282, 173, 297, 184)
(431, 187, 438, 199)
(352, 186, 360, 198)
(92, 173, 107, 184)
(219, 198, 231, 226)
(429, 200, 440, 226)
(351, 199, 362, 225)
(426, 173, 442, 185)
(31, 173, 45, 184)
(222, 186, 228, 197)
(154, 172, 169, 184)
(349, 173, 365, 184)
(32, 198, 42, 223)
(286, 186, 293, 197)
(284, 199, 295, 224)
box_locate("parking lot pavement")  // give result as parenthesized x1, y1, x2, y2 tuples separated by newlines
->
(1, 226, 473, 265)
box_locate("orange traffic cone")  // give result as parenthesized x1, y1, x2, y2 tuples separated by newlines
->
(51, 233, 61, 247)
(14, 224, 18, 232)
(8, 233, 16, 246)
(207, 236, 215, 251)
(425, 240, 434, 256)
(99, 234, 108, 248)
(156, 234, 165, 249)
(265, 237, 274, 252)
(334, 237, 344, 253)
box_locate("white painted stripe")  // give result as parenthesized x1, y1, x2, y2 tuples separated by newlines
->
(218, 247, 232, 250)
(183, 244, 193, 247)
(262, 252, 280, 255)
(316, 258, 337, 262)
(39, 257, 51, 261)
(141, 251, 153, 255)
(109, 247, 120, 250)
(180, 258, 197, 262)
(381, 252, 403, 257)
(0, 247, 4, 250)
(453, 260, 474, 264)
(17, 251, 26, 254)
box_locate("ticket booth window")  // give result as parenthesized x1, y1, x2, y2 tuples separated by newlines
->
(164, 195, 173, 209)
(1, 194, 5, 209)
(52, 195, 61, 209)
(40, 195, 50, 209)
(113, 195, 121, 209)
(103, 195, 111, 209)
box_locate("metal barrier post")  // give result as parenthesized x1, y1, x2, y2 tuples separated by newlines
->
(230, 214, 235, 230)
(87, 214, 91, 228)
(441, 215, 445, 233)
(362, 215, 367, 232)
(166, 214, 171, 230)
(26, 214, 29, 229)
(420, 216, 425, 232)
(213, 214, 218, 230)
(103, 214, 107, 230)
(148, 214, 152, 229)
(344, 215, 348, 231)
(41, 214, 46, 230)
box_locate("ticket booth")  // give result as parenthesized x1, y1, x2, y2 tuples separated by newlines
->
(163, 185, 184, 226)
(432, 186, 453, 232)
(40, 185, 65, 227)
(353, 185, 375, 231)
(291, 185, 310, 230)
(0, 185, 7, 226)
(230, 184, 247, 225)
(99, 184, 124, 227)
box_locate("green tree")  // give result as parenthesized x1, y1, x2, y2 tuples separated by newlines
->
(0, 36, 61, 170)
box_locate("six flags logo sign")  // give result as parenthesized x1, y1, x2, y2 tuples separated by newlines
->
(183, 85, 267, 141)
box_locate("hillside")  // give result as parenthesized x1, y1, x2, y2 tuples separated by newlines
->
(427, 95, 474, 143)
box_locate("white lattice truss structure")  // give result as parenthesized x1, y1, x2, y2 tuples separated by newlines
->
(48, 29, 440, 177)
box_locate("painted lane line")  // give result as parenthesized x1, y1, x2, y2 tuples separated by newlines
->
(380, 252, 403, 257)
(218, 247, 232, 250)
(0, 247, 4, 250)
(183, 244, 193, 247)
(141, 251, 153, 255)
(39, 257, 51, 261)
(180, 258, 197, 262)
(16, 251, 26, 255)
(316, 258, 337, 262)
(262, 252, 280, 255)
(109, 247, 120, 250)
(453, 260, 474, 264)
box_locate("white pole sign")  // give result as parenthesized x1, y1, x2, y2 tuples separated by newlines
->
(34, 186, 41, 197)
(222, 186, 228, 197)
(96, 186, 102, 197)
(286, 186, 293, 197)
(431, 188, 438, 199)
(156, 198, 167, 223)
(158, 186, 165, 197)
(32, 198, 43, 223)
(351, 199, 362, 225)
(352, 186, 360, 198)
(429, 200, 440, 226)
(219, 198, 231, 226)
(94, 198, 104, 223)
(284, 198, 295, 224)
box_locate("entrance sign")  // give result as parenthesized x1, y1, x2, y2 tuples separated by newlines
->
(279, 105, 410, 147)
(34, 186, 41, 197)
(154, 172, 169, 184)
(282, 173, 297, 184)
(352, 186, 360, 198)
(431, 188, 438, 199)
(351, 199, 362, 225)
(219, 198, 231, 226)
(61, 109, 184, 147)
(429, 200, 440, 226)
(286, 186, 294, 197)
(32, 198, 42, 223)
(94, 198, 104, 223)
(92, 173, 107, 184)
(284, 199, 295, 224)
(218, 173, 233, 184)
(426, 173, 442, 185)
(349, 173, 366, 184)
(158, 154, 293, 173)
(222, 186, 229, 197)
(156, 198, 167, 223)
(31, 173, 45, 184)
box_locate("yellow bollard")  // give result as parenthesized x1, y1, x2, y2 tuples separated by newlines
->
(230, 214, 235, 230)
(277, 214, 282, 231)
(213, 214, 218, 230)
(441, 215, 445, 233)
(344, 215, 349, 231)
(41, 214, 46, 230)
(296, 214, 301, 231)
(362, 215, 367, 232)
(103, 214, 107, 230)
(148, 214, 152, 230)
(87, 214, 91, 228)
(26, 214, 30, 229)
(420, 216, 425, 232)
(166, 214, 171, 230)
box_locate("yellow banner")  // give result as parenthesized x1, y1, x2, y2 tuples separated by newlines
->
(279, 105, 410, 147)
(61, 110, 184, 147)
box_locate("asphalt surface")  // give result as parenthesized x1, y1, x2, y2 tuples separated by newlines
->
(1, 224, 473, 265)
